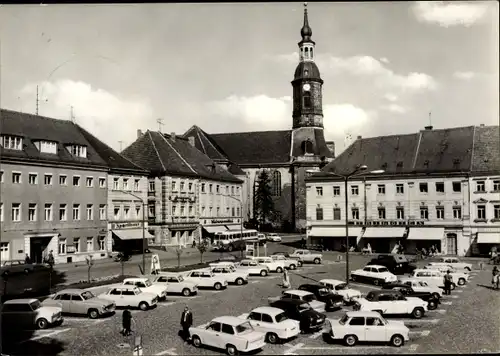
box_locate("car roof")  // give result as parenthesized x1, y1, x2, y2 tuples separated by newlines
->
(414, 268, 441, 272)
(346, 311, 385, 318)
(251, 306, 285, 315)
(299, 283, 323, 289)
(157, 272, 183, 276)
(272, 299, 305, 306)
(284, 289, 312, 296)
(320, 279, 344, 285)
(55, 288, 85, 294)
(124, 277, 148, 281)
(212, 316, 250, 326)
(3, 298, 39, 304)
(368, 290, 400, 295)
(364, 265, 387, 269)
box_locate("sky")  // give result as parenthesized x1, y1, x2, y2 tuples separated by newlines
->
(0, 1, 498, 153)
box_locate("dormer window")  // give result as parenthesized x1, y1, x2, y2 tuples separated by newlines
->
(66, 144, 87, 158)
(1, 136, 23, 150)
(34, 140, 57, 154)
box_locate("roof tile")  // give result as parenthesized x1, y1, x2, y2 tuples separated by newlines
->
(471, 125, 500, 173)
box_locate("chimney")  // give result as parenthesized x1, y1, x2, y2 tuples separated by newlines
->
(357, 135, 362, 140)
(424, 125, 433, 130)
(188, 136, 195, 147)
(137, 129, 142, 139)
(170, 132, 176, 141)
(480, 124, 485, 127)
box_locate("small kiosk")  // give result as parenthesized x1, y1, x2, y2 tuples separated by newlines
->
(245, 239, 267, 258)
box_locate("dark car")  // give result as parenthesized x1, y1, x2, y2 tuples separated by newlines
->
(269, 299, 326, 333)
(382, 283, 440, 310)
(367, 254, 417, 275)
(297, 284, 344, 311)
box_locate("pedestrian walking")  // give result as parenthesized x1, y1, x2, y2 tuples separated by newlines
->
(443, 270, 453, 295)
(180, 306, 193, 342)
(121, 309, 133, 336)
(25, 253, 31, 264)
(282, 269, 290, 289)
(492, 266, 499, 289)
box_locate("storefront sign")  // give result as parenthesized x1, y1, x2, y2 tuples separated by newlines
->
(348, 219, 425, 226)
(111, 222, 141, 230)
(67, 246, 76, 253)
(211, 219, 233, 224)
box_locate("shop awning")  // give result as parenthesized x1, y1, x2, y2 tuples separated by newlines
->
(309, 227, 362, 237)
(407, 227, 444, 241)
(363, 227, 406, 239)
(112, 229, 154, 240)
(202, 225, 228, 234)
(227, 225, 243, 231)
(477, 232, 500, 244)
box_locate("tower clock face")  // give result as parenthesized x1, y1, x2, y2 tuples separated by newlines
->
(303, 83, 311, 91)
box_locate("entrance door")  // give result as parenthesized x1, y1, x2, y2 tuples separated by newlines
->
(0, 242, 9, 261)
(30, 236, 52, 263)
(446, 234, 457, 255)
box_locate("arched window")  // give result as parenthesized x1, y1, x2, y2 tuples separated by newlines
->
(304, 47, 309, 59)
(303, 91, 311, 109)
(301, 140, 313, 155)
(310, 47, 314, 59)
(271, 170, 282, 196)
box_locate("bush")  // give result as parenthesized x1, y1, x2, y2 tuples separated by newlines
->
(51, 274, 136, 294)
(160, 256, 244, 273)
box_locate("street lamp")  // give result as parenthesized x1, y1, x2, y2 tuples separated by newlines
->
(220, 194, 244, 258)
(307, 166, 384, 286)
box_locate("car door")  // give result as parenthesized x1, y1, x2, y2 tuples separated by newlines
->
(122, 290, 137, 307)
(58, 293, 72, 313)
(376, 294, 393, 314)
(261, 313, 276, 332)
(220, 324, 237, 349)
(167, 277, 182, 293)
(70, 293, 86, 315)
(108, 288, 123, 306)
(392, 292, 409, 314)
(204, 322, 222, 348)
(247, 312, 262, 331)
(347, 316, 366, 341)
(188, 272, 202, 285)
(364, 317, 387, 341)
(363, 267, 374, 282)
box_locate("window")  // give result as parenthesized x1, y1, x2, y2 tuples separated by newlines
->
(180, 181, 185, 191)
(216, 185, 220, 193)
(436, 206, 444, 220)
(135, 205, 141, 218)
(172, 181, 177, 191)
(59, 175, 67, 185)
(86, 204, 93, 220)
(59, 238, 67, 254)
(28, 203, 37, 221)
(123, 206, 130, 219)
(0, 171, 3, 183)
(231, 186, 235, 195)
(351, 186, 359, 195)
(122, 178, 129, 190)
(316, 187, 323, 196)
(1, 136, 23, 150)
(73, 176, 80, 186)
(209, 207, 213, 216)
(303, 91, 311, 109)
(333, 186, 341, 196)
(99, 178, 106, 188)
(301, 140, 313, 154)
(231, 207, 235, 216)
(11, 203, 21, 221)
(74, 238, 80, 253)
(59, 204, 67, 221)
(86, 177, 93, 187)
(333, 208, 341, 220)
(351, 208, 359, 220)
(453, 206, 462, 219)
(0, 203, 3, 222)
(378, 207, 386, 219)
(148, 180, 155, 192)
(349, 317, 365, 326)
(272, 170, 282, 196)
(209, 184, 213, 193)
(396, 184, 404, 194)
(476, 181, 485, 192)
(236, 207, 240, 216)
(113, 178, 119, 190)
(99, 205, 106, 220)
(98, 236, 106, 251)
(28, 173, 38, 185)
(134, 179, 140, 191)
(316, 207, 323, 220)
(188, 182, 193, 192)
(377, 185, 385, 194)
(149, 204, 156, 217)
(12, 172, 21, 184)
(494, 205, 500, 219)
(396, 207, 405, 220)
(477, 205, 486, 220)
(66, 145, 87, 158)
(201, 183, 206, 193)
(420, 206, 429, 220)
(34, 140, 57, 154)
(435, 182, 445, 193)
(43, 174, 53, 185)
(216, 207, 220, 216)
(172, 205, 177, 216)
(493, 180, 500, 192)
(419, 183, 428, 193)
(180, 205, 185, 216)
(44, 203, 53, 221)
(72, 204, 80, 220)
(452, 181, 461, 193)
(113, 206, 120, 219)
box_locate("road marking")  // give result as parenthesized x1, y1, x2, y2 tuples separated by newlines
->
(410, 330, 430, 337)
(302, 346, 393, 350)
(155, 348, 178, 355)
(432, 309, 447, 314)
(251, 281, 259, 284)
(448, 295, 459, 299)
(309, 330, 324, 339)
(28, 328, 71, 341)
(441, 301, 453, 305)
(117, 343, 130, 349)
(158, 302, 177, 307)
(391, 318, 440, 324)
(455, 290, 464, 293)
(409, 344, 419, 351)
(284, 342, 304, 355)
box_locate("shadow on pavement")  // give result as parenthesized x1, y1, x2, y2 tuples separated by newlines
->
(1, 331, 66, 356)
(476, 283, 500, 291)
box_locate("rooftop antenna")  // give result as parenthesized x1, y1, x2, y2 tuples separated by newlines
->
(428, 111, 432, 127)
(157, 118, 164, 132)
(118, 141, 123, 152)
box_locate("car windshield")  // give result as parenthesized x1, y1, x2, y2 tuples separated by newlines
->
(318, 288, 330, 296)
(275, 312, 289, 323)
(298, 303, 310, 312)
(336, 283, 347, 290)
(418, 281, 428, 287)
(339, 314, 349, 325)
(30, 300, 41, 310)
(81, 291, 95, 300)
(378, 267, 389, 273)
(303, 294, 316, 302)
(177, 276, 184, 282)
(144, 280, 153, 287)
(365, 292, 376, 301)
(235, 321, 254, 334)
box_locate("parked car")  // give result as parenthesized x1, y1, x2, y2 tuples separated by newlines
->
(350, 265, 398, 286)
(323, 311, 409, 347)
(381, 283, 440, 310)
(318, 279, 362, 304)
(423, 265, 469, 285)
(1, 260, 34, 276)
(1, 298, 63, 330)
(410, 269, 457, 290)
(427, 257, 473, 271)
(183, 270, 228, 290)
(397, 278, 443, 298)
(121, 277, 168, 300)
(297, 284, 344, 311)
(190, 316, 266, 356)
(266, 233, 282, 242)
(268, 290, 326, 313)
(238, 306, 300, 344)
(353, 290, 428, 319)
(251, 256, 286, 273)
(288, 249, 322, 264)
(367, 254, 417, 275)
(269, 299, 326, 333)
(152, 274, 198, 296)
(208, 266, 249, 285)
(98, 286, 158, 311)
(236, 259, 270, 276)
(270, 255, 299, 270)
(42, 288, 116, 318)
(271, 253, 303, 267)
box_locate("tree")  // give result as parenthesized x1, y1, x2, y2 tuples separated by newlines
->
(255, 170, 275, 227)
(175, 246, 183, 268)
(86, 255, 94, 283)
(197, 239, 209, 263)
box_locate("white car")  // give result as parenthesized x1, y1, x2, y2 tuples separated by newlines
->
(238, 306, 300, 344)
(183, 270, 228, 290)
(267, 233, 282, 242)
(350, 265, 398, 286)
(121, 277, 168, 300)
(251, 256, 286, 273)
(288, 249, 322, 264)
(319, 279, 362, 304)
(427, 257, 473, 271)
(98, 286, 158, 311)
(268, 290, 326, 313)
(323, 311, 409, 347)
(208, 266, 249, 285)
(152, 274, 198, 296)
(411, 269, 466, 289)
(398, 278, 443, 298)
(270, 255, 299, 270)
(353, 290, 428, 319)
(190, 316, 266, 356)
(1, 298, 63, 330)
(237, 259, 270, 276)
(423, 265, 469, 285)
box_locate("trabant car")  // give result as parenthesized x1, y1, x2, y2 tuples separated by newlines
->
(381, 283, 440, 310)
(207, 266, 249, 285)
(353, 290, 428, 319)
(1, 260, 34, 276)
(350, 265, 398, 285)
(1, 298, 63, 330)
(288, 249, 322, 264)
(42, 288, 115, 319)
(269, 299, 326, 333)
(268, 290, 326, 313)
(266, 233, 282, 242)
(183, 270, 228, 290)
(251, 256, 285, 273)
(297, 284, 344, 311)
(98, 286, 158, 311)
(427, 257, 473, 271)
(152, 274, 198, 296)
(397, 278, 442, 298)
(422, 265, 469, 285)
(319, 279, 362, 304)
(410, 269, 457, 289)
(270, 255, 299, 270)
(121, 277, 168, 300)
(236, 259, 270, 276)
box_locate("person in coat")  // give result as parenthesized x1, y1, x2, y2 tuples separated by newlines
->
(180, 306, 193, 342)
(122, 309, 132, 336)
(443, 270, 453, 295)
(25, 254, 31, 264)
(282, 269, 290, 288)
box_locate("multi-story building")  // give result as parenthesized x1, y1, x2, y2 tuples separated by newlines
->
(306, 125, 499, 256)
(0, 109, 143, 264)
(121, 130, 243, 247)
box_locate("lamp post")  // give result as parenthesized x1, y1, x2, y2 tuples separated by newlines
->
(307, 166, 384, 286)
(220, 194, 244, 258)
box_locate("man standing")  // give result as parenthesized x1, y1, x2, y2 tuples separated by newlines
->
(180, 306, 193, 342)
(443, 270, 453, 295)
(122, 309, 133, 336)
(25, 254, 31, 264)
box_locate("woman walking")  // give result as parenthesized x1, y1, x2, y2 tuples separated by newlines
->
(492, 266, 499, 290)
(282, 269, 290, 289)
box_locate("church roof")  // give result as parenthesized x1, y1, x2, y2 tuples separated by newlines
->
(293, 61, 322, 82)
(471, 125, 500, 174)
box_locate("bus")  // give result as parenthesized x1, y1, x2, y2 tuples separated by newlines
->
(213, 229, 262, 252)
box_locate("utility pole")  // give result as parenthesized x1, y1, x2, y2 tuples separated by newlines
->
(36, 85, 39, 115)
(157, 118, 164, 132)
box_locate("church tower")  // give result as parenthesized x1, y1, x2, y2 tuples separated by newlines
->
(290, 3, 333, 230)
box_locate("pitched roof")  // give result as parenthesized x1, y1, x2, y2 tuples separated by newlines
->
(471, 125, 500, 174)
(121, 130, 242, 183)
(183, 125, 228, 162)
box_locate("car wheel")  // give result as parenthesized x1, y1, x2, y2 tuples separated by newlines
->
(139, 302, 149, 311)
(260, 270, 268, 277)
(373, 279, 380, 286)
(314, 258, 321, 264)
(432, 292, 441, 300)
(351, 275, 357, 282)
(192, 335, 202, 348)
(214, 282, 222, 290)
(226, 344, 239, 356)
(182, 288, 191, 297)
(412, 307, 424, 319)
(37, 318, 49, 330)
(235, 278, 244, 285)
(88, 308, 99, 319)
(465, 267, 471, 272)
(289, 264, 296, 270)
(390, 334, 405, 347)
(450, 283, 456, 290)
(344, 334, 358, 347)
(266, 332, 279, 344)
(24, 268, 30, 275)
(458, 278, 466, 286)
(276, 267, 283, 273)
(297, 261, 303, 267)
(427, 300, 437, 310)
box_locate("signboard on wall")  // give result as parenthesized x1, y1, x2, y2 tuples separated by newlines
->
(211, 219, 233, 224)
(111, 222, 141, 230)
(348, 219, 425, 227)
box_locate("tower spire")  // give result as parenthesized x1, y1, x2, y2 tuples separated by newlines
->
(301, 3, 312, 41)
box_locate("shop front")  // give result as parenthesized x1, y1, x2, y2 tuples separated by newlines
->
(360, 227, 406, 254)
(474, 231, 500, 256)
(201, 218, 242, 243)
(405, 227, 445, 254)
(110, 222, 155, 254)
(308, 227, 362, 251)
